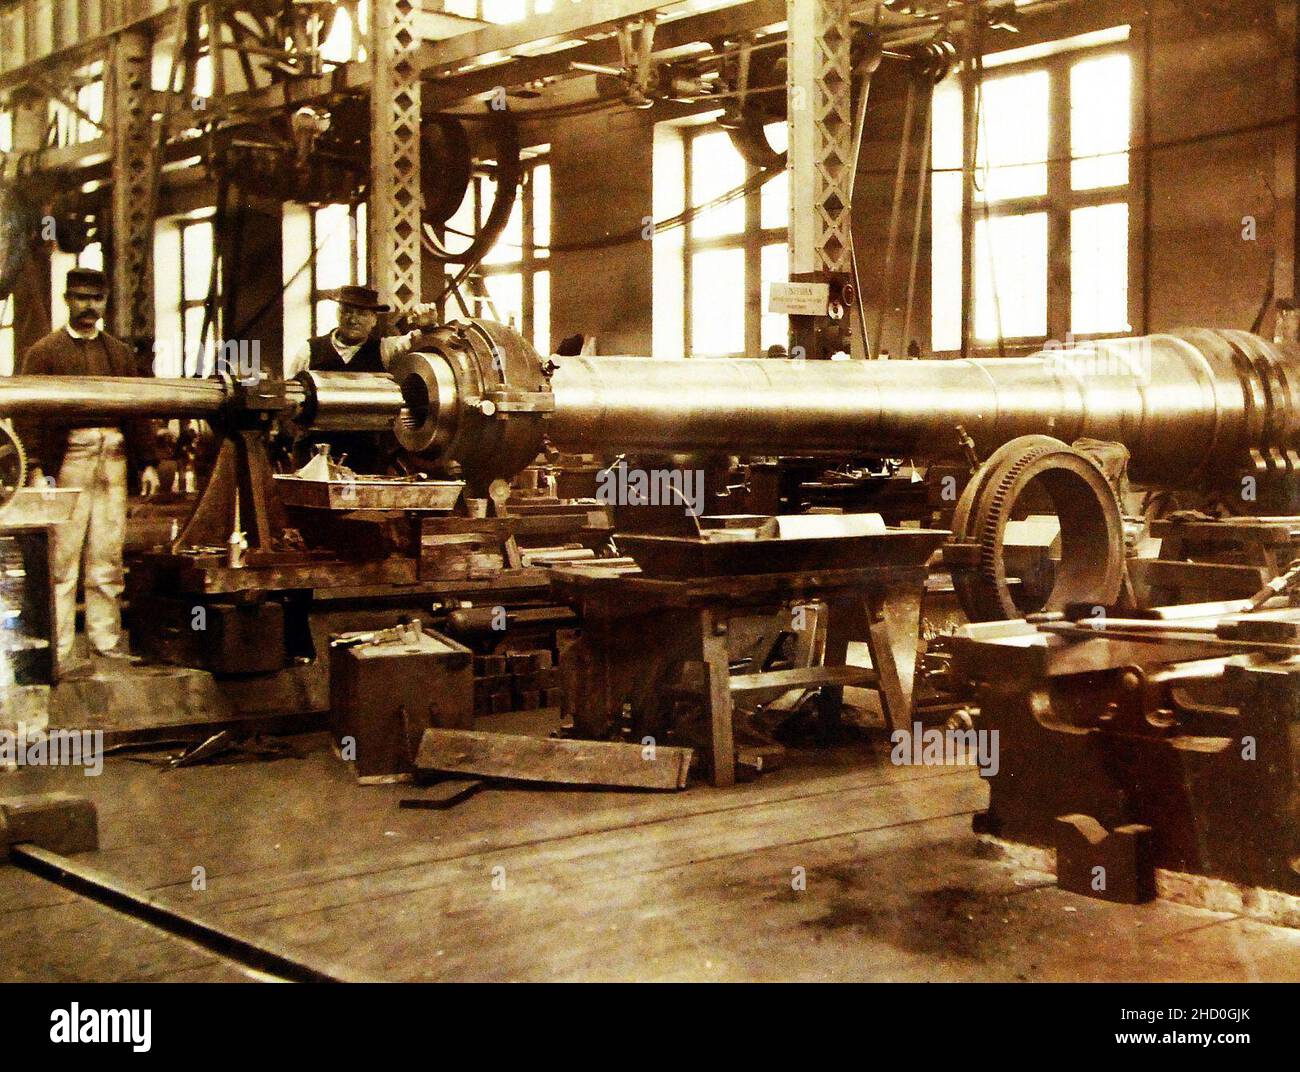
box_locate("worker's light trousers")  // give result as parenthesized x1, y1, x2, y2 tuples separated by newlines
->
(53, 428, 127, 663)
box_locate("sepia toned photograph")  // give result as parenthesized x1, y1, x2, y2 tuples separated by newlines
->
(0, 0, 1295, 1037)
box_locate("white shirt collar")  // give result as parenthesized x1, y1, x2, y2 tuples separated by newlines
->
(329, 330, 365, 361)
(65, 323, 101, 341)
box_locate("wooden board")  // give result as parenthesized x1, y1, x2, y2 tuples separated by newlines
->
(415, 728, 692, 790)
(729, 664, 879, 697)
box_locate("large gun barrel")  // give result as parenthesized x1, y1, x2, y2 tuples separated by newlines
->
(1, 323, 1297, 493)
(393, 322, 1300, 490)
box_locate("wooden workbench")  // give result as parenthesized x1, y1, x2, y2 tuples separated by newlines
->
(551, 562, 929, 786)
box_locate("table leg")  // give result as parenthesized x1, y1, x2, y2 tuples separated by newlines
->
(863, 584, 923, 734)
(699, 607, 735, 788)
(817, 596, 856, 741)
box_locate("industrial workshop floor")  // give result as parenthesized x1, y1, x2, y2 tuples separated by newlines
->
(4, 715, 1300, 983)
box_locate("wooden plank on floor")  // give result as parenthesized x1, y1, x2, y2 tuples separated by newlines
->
(729, 665, 878, 696)
(415, 729, 692, 790)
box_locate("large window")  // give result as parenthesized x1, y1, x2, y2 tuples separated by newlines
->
(46, 65, 103, 148)
(179, 218, 218, 373)
(310, 202, 367, 336)
(282, 201, 366, 351)
(153, 213, 218, 376)
(653, 118, 789, 358)
(931, 30, 1133, 352)
(442, 153, 551, 355)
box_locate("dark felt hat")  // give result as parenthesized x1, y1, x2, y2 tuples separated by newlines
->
(66, 267, 108, 295)
(336, 284, 390, 312)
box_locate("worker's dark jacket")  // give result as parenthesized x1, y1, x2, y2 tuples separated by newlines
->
(297, 332, 389, 473)
(17, 329, 159, 476)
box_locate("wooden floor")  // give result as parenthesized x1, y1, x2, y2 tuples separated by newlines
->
(3, 719, 1300, 982)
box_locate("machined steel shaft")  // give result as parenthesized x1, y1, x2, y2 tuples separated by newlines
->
(0, 376, 231, 419)
(541, 330, 1300, 484)
(1, 326, 1298, 489)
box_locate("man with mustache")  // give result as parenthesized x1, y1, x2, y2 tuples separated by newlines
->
(17, 268, 160, 672)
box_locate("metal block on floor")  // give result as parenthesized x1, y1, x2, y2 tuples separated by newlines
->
(1055, 814, 1156, 904)
(330, 629, 473, 781)
(0, 792, 98, 862)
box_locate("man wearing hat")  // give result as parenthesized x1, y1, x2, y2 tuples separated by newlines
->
(17, 268, 160, 669)
(284, 284, 432, 472)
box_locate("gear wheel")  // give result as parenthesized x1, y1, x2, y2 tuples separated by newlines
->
(0, 420, 27, 512)
(947, 435, 1125, 622)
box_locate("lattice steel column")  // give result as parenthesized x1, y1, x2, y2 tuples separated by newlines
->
(786, 0, 853, 276)
(368, 0, 422, 314)
(108, 30, 156, 343)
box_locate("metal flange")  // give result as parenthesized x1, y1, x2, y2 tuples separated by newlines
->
(389, 319, 553, 492)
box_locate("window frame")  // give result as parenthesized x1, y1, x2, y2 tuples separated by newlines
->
(308, 201, 367, 338)
(449, 155, 550, 354)
(177, 215, 219, 376)
(679, 121, 789, 358)
(936, 37, 1137, 354)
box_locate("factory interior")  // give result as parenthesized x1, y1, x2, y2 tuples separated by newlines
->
(0, 0, 1299, 991)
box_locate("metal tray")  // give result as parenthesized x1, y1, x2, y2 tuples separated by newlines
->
(275, 475, 464, 512)
(615, 528, 948, 578)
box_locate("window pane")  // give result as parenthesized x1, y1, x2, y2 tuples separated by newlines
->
(760, 243, 789, 352)
(354, 203, 367, 284)
(760, 121, 789, 230)
(182, 221, 213, 301)
(533, 271, 550, 354)
(314, 204, 352, 290)
(652, 128, 685, 360)
(690, 129, 745, 239)
(320, 7, 353, 63)
(283, 204, 313, 350)
(481, 0, 525, 22)
(532, 163, 551, 255)
(78, 243, 103, 272)
(761, 167, 788, 231)
(931, 77, 964, 351)
(973, 212, 1048, 341)
(481, 273, 523, 330)
(183, 305, 215, 376)
(976, 70, 1049, 202)
(76, 80, 102, 144)
(691, 247, 745, 356)
(315, 299, 337, 336)
(1072, 202, 1130, 334)
(193, 54, 213, 99)
(1071, 53, 1131, 190)
(153, 222, 182, 372)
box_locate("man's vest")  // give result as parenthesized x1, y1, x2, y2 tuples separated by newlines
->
(306, 333, 384, 373)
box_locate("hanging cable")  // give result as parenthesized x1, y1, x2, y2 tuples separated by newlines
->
(901, 85, 934, 356)
(872, 74, 918, 358)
